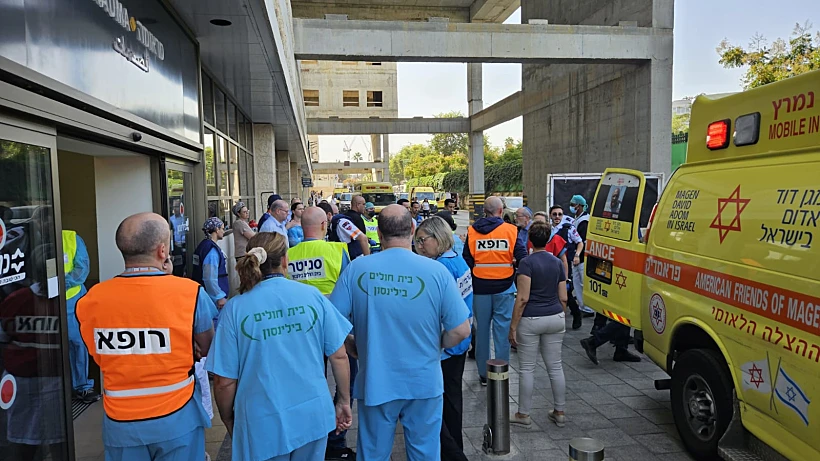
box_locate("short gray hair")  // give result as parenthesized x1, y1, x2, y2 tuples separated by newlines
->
(416, 216, 455, 254)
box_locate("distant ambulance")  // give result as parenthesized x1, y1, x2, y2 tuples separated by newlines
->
(584, 71, 819, 460)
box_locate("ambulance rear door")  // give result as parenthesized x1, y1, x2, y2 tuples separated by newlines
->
(585, 169, 648, 330)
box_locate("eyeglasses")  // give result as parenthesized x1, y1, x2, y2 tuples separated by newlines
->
(415, 235, 435, 245)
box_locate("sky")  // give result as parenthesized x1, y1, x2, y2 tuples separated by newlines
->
(317, 0, 820, 162)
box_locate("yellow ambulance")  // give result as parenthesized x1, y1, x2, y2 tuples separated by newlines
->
(584, 71, 819, 460)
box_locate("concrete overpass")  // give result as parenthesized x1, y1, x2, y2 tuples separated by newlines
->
(312, 161, 389, 175)
(307, 117, 470, 135)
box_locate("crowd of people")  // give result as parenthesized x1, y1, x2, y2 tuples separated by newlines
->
(68, 190, 642, 461)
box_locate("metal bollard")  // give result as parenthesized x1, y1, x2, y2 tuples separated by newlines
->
(482, 359, 510, 455)
(569, 438, 605, 461)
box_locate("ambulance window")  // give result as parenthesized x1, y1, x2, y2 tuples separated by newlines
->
(591, 173, 641, 223)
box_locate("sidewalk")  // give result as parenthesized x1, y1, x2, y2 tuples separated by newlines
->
(208, 316, 696, 460)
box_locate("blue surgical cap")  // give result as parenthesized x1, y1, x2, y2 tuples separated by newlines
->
(571, 195, 588, 211)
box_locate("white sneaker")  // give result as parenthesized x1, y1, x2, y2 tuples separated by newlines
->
(548, 410, 566, 427)
(511, 413, 532, 426)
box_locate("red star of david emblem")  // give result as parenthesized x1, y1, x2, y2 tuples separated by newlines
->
(709, 185, 750, 244)
(615, 271, 627, 289)
(748, 364, 765, 389)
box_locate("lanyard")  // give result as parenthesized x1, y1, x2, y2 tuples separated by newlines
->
(263, 273, 285, 280)
(122, 267, 162, 274)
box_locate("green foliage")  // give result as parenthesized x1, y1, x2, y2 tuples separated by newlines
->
(717, 22, 820, 89)
(672, 113, 690, 134)
(352, 152, 363, 162)
(429, 111, 469, 157)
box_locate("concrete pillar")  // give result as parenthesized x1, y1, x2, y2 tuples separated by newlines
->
(290, 162, 300, 200)
(382, 135, 391, 182)
(252, 124, 276, 218)
(467, 62, 484, 222)
(370, 134, 383, 181)
(650, 0, 674, 177)
(276, 151, 291, 199)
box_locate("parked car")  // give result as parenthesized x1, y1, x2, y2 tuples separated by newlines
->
(501, 196, 524, 223)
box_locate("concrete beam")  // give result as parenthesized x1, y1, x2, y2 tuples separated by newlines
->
(307, 117, 470, 135)
(471, 0, 521, 23)
(293, 19, 671, 63)
(312, 161, 388, 174)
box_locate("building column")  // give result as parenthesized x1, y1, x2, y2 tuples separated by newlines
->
(370, 134, 383, 181)
(276, 151, 291, 199)
(382, 135, 390, 182)
(290, 162, 300, 200)
(650, 0, 674, 177)
(467, 63, 484, 223)
(253, 124, 276, 218)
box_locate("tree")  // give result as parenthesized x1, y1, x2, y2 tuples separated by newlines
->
(352, 152, 363, 162)
(718, 22, 820, 89)
(672, 113, 690, 134)
(429, 111, 469, 157)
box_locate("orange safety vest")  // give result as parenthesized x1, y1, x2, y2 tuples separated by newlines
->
(468, 223, 518, 279)
(75, 274, 199, 422)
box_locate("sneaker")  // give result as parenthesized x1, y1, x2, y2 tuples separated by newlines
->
(548, 410, 566, 428)
(325, 447, 356, 460)
(579, 338, 599, 365)
(613, 348, 641, 363)
(510, 413, 532, 427)
(76, 389, 101, 404)
(479, 376, 488, 386)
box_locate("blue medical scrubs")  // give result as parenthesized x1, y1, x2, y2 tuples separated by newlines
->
(207, 275, 352, 461)
(66, 235, 93, 392)
(329, 249, 469, 461)
(202, 247, 228, 328)
(103, 271, 217, 461)
(287, 225, 304, 247)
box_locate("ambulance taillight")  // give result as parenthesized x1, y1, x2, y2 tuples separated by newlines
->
(706, 119, 731, 150)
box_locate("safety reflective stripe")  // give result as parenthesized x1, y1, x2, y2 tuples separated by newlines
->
(11, 341, 60, 350)
(474, 263, 513, 268)
(104, 375, 194, 398)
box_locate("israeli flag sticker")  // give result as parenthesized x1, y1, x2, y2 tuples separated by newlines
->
(774, 365, 811, 426)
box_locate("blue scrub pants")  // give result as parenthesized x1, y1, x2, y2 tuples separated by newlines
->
(266, 436, 327, 461)
(67, 292, 94, 392)
(104, 427, 204, 461)
(357, 396, 443, 461)
(473, 292, 514, 379)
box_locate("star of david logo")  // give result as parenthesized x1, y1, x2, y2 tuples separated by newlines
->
(748, 364, 765, 389)
(615, 271, 627, 289)
(786, 386, 797, 402)
(652, 305, 663, 322)
(709, 185, 750, 244)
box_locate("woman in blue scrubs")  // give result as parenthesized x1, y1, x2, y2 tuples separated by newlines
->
(207, 232, 353, 461)
(415, 216, 473, 461)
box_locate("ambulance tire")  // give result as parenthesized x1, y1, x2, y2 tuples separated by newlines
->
(670, 349, 733, 461)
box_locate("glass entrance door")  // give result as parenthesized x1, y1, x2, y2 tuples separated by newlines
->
(166, 165, 193, 277)
(0, 119, 70, 460)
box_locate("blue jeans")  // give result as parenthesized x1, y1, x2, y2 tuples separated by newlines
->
(67, 295, 93, 392)
(357, 397, 443, 461)
(473, 292, 515, 378)
(327, 355, 358, 449)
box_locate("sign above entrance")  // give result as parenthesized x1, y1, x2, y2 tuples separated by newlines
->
(90, 0, 166, 73)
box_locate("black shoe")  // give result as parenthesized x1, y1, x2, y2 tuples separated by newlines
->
(76, 389, 101, 404)
(468, 349, 476, 359)
(582, 311, 595, 318)
(613, 348, 641, 363)
(571, 311, 583, 330)
(325, 447, 356, 460)
(579, 338, 599, 365)
(479, 376, 488, 386)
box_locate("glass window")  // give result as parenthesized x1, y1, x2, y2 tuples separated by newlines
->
(167, 169, 192, 277)
(304, 90, 319, 107)
(0, 136, 70, 459)
(246, 121, 253, 151)
(218, 199, 231, 226)
(367, 91, 383, 107)
(227, 101, 237, 141)
(343, 90, 359, 107)
(202, 74, 214, 126)
(229, 144, 240, 198)
(217, 136, 229, 196)
(214, 87, 227, 134)
(591, 173, 641, 223)
(204, 130, 216, 196)
(246, 153, 255, 197)
(239, 151, 248, 196)
(238, 114, 247, 148)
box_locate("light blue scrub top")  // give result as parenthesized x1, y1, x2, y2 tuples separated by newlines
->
(103, 272, 217, 448)
(435, 250, 473, 360)
(207, 276, 352, 460)
(287, 225, 304, 248)
(329, 248, 469, 407)
(65, 235, 90, 312)
(203, 248, 227, 303)
(260, 216, 288, 236)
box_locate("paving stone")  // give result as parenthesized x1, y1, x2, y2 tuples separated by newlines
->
(594, 402, 641, 419)
(637, 408, 675, 425)
(562, 399, 599, 415)
(565, 412, 616, 429)
(622, 377, 659, 390)
(587, 373, 625, 385)
(612, 416, 665, 436)
(618, 395, 663, 410)
(511, 432, 558, 451)
(602, 444, 657, 460)
(575, 391, 621, 405)
(585, 427, 638, 447)
(523, 449, 569, 461)
(566, 380, 604, 393)
(641, 388, 672, 402)
(633, 433, 686, 454)
(605, 384, 645, 398)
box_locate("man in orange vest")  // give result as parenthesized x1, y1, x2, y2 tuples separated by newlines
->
(462, 196, 527, 385)
(76, 212, 217, 461)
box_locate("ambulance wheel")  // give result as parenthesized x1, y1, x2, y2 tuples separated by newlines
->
(670, 349, 733, 461)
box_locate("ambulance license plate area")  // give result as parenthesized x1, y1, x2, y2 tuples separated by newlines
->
(586, 256, 612, 284)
